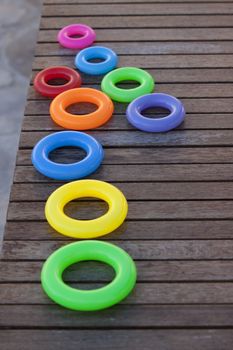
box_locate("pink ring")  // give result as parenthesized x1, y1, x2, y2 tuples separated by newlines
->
(57, 24, 96, 49)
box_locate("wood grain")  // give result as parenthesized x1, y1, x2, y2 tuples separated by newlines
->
(6, 200, 233, 221)
(33, 55, 233, 69)
(42, 3, 233, 16)
(40, 15, 233, 29)
(1, 304, 233, 328)
(38, 28, 233, 41)
(2, 282, 233, 304)
(15, 147, 233, 165)
(3, 240, 233, 260)
(1, 329, 233, 350)
(35, 42, 233, 55)
(2, 260, 233, 282)
(5, 220, 233, 240)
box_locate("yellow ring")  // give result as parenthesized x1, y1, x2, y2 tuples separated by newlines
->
(45, 180, 128, 239)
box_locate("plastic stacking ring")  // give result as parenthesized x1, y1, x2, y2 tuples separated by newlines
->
(34, 66, 82, 98)
(41, 240, 137, 311)
(126, 93, 185, 132)
(57, 23, 96, 49)
(50, 88, 114, 130)
(101, 67, 154, 103)
(75, 46, 118, 75)
(45, 179, 128, 239)
(31, 131, 104, 180)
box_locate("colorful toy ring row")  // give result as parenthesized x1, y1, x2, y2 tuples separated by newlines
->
(36, 23, 185, 312)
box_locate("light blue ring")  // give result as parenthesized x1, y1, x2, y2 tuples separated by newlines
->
(126, 93, 185, 132)
(31, 131, 104, 180)
(75, 46, 118, 75)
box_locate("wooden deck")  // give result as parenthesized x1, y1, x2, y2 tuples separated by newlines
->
(1, 0, 233, 348)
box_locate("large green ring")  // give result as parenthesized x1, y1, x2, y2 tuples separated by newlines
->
(41, 240, 137, 311)
(101, 67, 154, 103)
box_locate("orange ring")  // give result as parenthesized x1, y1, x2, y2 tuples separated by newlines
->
(50, 88, 114, 130)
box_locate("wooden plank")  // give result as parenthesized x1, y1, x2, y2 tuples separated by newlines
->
(38, 28, 233, 41)
(24, 99, 233, 115)
(15, 147, 233, 165)
(31, 68, 233, 83)
(2, 282, 233, 304)
(5, 220, 233, 240)
(13, 164, 233, 182)
(21, 113, 233, 130)
(35, 41, 233, 55)
(3, 240, 233, 260)
(42, 3, 233, 16)
(1, 304, 233, 328)
(40, 15, 233, 29)
(2, 260, 233, 282)
(13, 164, 233, 183)
(10, 182, 233, 201)
(18, 130, 233, 148)
(27, 84, 233, 100)
(32, 55, 233, 69)
(36, 42, 233, 57)
(2, 329, 233, 350)
(6, 200, 233, 220)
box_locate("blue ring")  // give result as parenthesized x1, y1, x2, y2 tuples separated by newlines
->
(75, 46, 118, 75)
(126, 93, 185, 132)
(31, 131, 104, 180)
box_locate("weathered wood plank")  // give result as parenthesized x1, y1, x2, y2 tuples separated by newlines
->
(33, 55, 233, 69)
(3, 240, 233, 260)
(10, 182, 233, 201)
(38, 28, 233, 42)
(31, 68, 233, 84)
(35, 42, 233, 55)
(22, 113, 233, 131)
(13, 164, 233, 183)
(5, 220, 233, 240)
(40, 15, 233, 30)
(13, 164, 233, 185)
(1, 304, 233, 328)
(16, 147, 233, 165)
(2, 282, 233, 304)
(18, 130, 233, 149)
(1, 329, 233, 350)
(2, 329, 233, 350)
(27, 83, 233, 100)
(42, 3, 233, 16)
(24, 99, 233, 115)
(6, 200, 233, 221)
(2, 260, 233, 282)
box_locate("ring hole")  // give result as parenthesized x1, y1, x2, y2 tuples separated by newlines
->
(141, 106, 170, 119)
(63, 260, 115, 290)
(49, 146, 86, 164)
(47, 77, 69, 86)
(69, 33, 84, 39)
(116, 80, 141, 89)
(66, 102, 98, 115)
(64, 198, 109, 220)
(87, 58, 105, 63)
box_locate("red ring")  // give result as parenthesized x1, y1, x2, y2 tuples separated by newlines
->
(34, 66, 82, 98)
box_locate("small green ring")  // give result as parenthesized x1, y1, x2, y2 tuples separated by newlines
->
(101, 67, 154, 103)
(41, 240, 137, 311)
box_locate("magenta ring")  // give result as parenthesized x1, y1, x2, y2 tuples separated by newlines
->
(57, 24, 96, 50)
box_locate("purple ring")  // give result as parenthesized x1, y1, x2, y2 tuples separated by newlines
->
(126, 93, 185, 132)
(57, 24, 96, 50)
